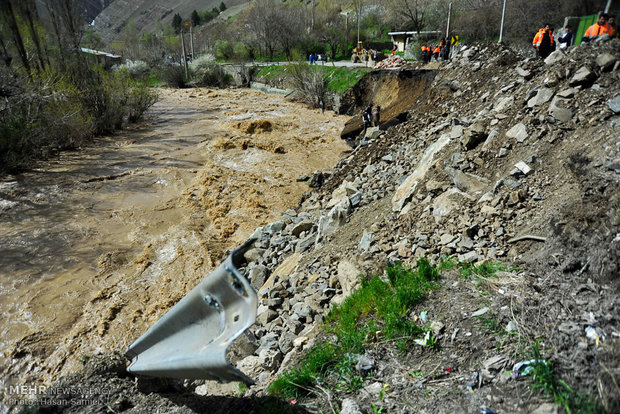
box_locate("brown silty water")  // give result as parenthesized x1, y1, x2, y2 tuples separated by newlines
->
(0, 87, 350, 390)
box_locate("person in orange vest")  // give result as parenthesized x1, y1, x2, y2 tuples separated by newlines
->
(532, 24, 555, 59)
(420, 45, 429, 63)
(582, 13, 611, 42)
(433, 45, 441, 60)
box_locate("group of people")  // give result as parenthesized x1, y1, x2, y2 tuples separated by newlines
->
(420, 35, 459, 63)
(533, 13, 617, 59)
(582, 13, 617, 42)
(362, 105, 381, 135)
(308, 53, 326, 64)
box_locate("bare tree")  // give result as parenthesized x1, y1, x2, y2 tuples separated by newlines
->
(388, 0, 429, 32)
(246, 0, 279, 59)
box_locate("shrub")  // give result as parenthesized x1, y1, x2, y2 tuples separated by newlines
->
(127, 84, 158, 122)
(159, 63, 187, 88)
(115, 60, 150, 79)
(0, 64, 158, 171)
(189, 54, 227, 87)
(285, 63, 327, 108)
(0, 70, 93, 170)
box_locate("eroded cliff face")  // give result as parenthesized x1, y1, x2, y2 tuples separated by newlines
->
(80, 0, 114, 23)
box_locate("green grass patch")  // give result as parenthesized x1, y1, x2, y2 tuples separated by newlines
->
(254, 64, 369, 95)
(528, 340, 603, 414)
(324, 67, 369, 94)
(269, 258, 442, 399)
(256, 64, 288, 79)
(459, 261, 509, 280)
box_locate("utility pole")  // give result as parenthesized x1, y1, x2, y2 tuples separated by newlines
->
(446, 2, 452, 37)
(181, 29, 188, 78)
(190, 24, 194, 59)
(357, 0, 361, 44)
(499, 0, 507, 43)
(604, 0, 612, 13)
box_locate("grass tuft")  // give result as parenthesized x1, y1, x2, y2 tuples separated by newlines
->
(269, 258, 442, 399)
(529, 340, 603, 414)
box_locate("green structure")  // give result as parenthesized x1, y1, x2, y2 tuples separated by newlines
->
(574, 14, 598, 45)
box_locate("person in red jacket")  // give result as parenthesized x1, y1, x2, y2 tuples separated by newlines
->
(582, 13, 611, 42)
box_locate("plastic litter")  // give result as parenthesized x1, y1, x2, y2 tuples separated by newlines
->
(419, 310, 428, 323)
(414, 331, 431, 346)
(355, 355, 375, 371)
(585, 326, 604, 348)
(467, 371, 482, 391)
(512, 359, 547, 379)
(481, 408, 497, 414)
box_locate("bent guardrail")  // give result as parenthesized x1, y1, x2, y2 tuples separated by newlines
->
(125, 242, 257, 384)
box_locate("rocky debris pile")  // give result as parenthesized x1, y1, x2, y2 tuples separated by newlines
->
(229, 38, 620, 412)
(375, 54, 407, 69)
(33, 39, 620, 413)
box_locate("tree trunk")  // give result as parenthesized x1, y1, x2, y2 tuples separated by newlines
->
(22, 0, 48, 71)
(0, 0, 31, 75)
(44, 0, 68, 70)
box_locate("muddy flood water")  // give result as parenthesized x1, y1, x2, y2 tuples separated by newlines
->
(0, 88, 350, 392)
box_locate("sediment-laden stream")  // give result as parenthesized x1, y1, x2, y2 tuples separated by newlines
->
(0, 87, 350, 392)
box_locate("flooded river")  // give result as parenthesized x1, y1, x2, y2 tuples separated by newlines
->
(0, 88, 350, 389)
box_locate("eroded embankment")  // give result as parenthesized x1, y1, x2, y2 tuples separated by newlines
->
(0, 87, 350, 394)
(339, 69, 437, 139)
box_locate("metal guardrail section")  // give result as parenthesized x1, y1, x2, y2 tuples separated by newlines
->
(125, 243, 257, 384)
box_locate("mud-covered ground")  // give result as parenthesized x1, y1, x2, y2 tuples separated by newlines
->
(0, 87, 350, 408)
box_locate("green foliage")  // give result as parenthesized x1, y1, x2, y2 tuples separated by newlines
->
(191, 10, 201, 27)
(270, 259, 443, 399)
(529, 340, 603, 414)
(324, 67, 369, 94)
(0, 62, 157, 171)
(215, 40, 233, 60)
(158, 64, 187, 88)
(172, 13, 183, 33)
(81, 29, 104, 50)
(459, 261, 508, 280)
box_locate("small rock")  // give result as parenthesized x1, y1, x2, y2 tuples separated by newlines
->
(515, 66, 532, 79)
(460, 251, 479, 263)
(595, 53, 617, 71)
(505, 321, 517, 332)
(341, 398, 363, 414)
(608, 96, 620, 114)
(514, 161, 532, 175)
(527, 88, 554, 108)
(531, 403, 560, 414)
(506, 122, 528, 143)
(431, 321, 445, 335)
(569, 66, 597, 87)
